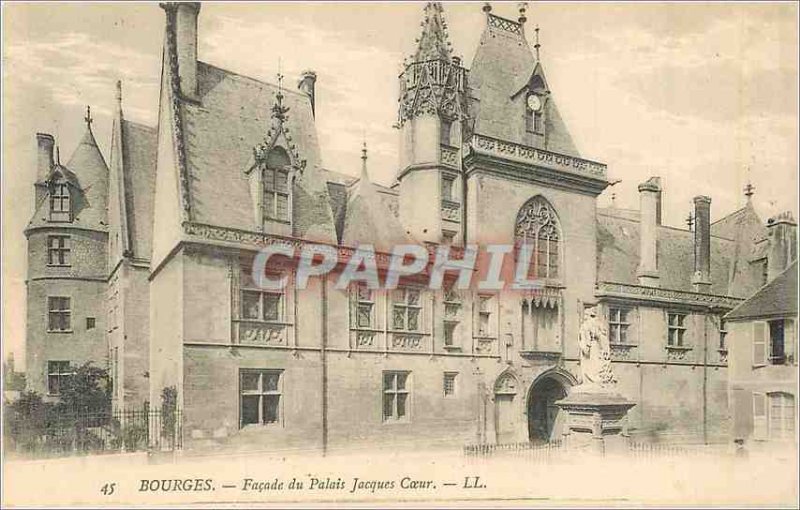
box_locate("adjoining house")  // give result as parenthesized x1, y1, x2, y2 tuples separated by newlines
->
(726, 223, 797, 445)
(23, 2, 796, 452)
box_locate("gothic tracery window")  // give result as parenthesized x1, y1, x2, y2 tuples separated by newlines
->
(515, 196, 561, 280)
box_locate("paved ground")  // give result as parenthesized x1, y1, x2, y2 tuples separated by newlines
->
(3, 444, 797, 507)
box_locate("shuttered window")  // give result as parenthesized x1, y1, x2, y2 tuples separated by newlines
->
(753, 321, 767, 366)
(753, 392, 767, 440)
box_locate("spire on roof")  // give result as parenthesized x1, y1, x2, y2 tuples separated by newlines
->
(686, 212, 695, 231)
(116, 80, 123, 110)
(84, 105, 93, 129)
(518, 2, 528, 24)
(55, 145, 61, 166)
(534, 24, 541, 60)
(413, 2, 452, 62)
(272, 70, 290, 123)
(744, 181, 755, 202)
(360, 140, 369, 183)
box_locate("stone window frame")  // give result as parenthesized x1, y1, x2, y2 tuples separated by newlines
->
(391, 288, 423, 333)
(666, 311, 688, 347)
(49, 182, 72, 222)
(47, 360, 73, 396)
(239, 369, 284, 429)
(47, 296, 72, 333)
(262, 166, 290, 223)
(46, 234, 71, 266)
(514, 196, 562, 283)
(442, 285, 463, 349)
(382, 371, 411, 423)
(350, 282, 377, 330)
(440, 172, 457, 204)
(608, 306, 632, 345)
(475, 293, 497, 339)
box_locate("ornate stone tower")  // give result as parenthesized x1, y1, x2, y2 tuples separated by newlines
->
(25, 110, 109, 399)
(396, 2, 469, 245)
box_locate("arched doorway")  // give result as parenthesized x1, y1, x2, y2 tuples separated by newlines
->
(527, 376, 568, 443)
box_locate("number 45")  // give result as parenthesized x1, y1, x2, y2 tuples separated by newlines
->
(101, 483, 116, 496)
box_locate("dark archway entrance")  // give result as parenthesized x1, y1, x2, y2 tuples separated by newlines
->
(527, 376, 567, 443)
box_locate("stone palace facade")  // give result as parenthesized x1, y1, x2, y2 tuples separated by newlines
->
(25, 2, 796, 452)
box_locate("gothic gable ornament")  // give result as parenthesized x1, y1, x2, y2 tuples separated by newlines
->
(248, 75, 307, 176)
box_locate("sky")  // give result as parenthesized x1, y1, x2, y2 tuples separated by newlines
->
(2, 2, 798, 367)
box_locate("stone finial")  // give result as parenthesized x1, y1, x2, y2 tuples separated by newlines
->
(482, 2, 492, 13)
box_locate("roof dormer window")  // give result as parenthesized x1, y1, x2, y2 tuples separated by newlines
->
(262, 147, 292, 225)
(49, 182, 71, 222)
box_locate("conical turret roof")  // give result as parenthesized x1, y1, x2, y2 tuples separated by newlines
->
(412, 2, 452, 62)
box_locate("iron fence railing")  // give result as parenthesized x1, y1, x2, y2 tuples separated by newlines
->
(4, 407, 182, 458)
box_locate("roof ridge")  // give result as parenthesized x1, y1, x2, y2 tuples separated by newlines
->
(121, 118, 157, 132)
(199, 61, 307, 98)
(710, 205, 748, 226)
(599, 212, 737, 241)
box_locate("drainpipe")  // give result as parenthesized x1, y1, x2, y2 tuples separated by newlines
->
(321, 275, 329, 455)
(702, 309, 709, 445)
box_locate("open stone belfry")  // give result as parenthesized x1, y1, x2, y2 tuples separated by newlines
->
(23, 2, 797, 454)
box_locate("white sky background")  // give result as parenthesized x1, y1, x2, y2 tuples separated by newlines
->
(2, 2, 798, 366)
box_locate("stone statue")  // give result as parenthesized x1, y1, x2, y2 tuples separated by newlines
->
(577, 306, 616, 390)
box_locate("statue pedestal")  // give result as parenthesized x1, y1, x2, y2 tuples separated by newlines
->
(555, 385, 636, 456)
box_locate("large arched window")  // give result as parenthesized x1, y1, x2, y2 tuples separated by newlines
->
(515, 196, 561, 280)
(262, 147, 291, 223)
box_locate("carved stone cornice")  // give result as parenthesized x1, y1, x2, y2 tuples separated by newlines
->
(464, 134, 608, 196)
(596, 281, 744, 310)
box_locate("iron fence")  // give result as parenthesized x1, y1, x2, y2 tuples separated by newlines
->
(4, 407, 182, 458)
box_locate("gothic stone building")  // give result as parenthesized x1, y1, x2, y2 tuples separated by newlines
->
(25, 2, 796, 451)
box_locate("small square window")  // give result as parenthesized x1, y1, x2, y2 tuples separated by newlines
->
(443, 372, 457, 397)
(240, 369, 282, 428)
(383, 371, 411, 422)
(86, 317, 96, 330)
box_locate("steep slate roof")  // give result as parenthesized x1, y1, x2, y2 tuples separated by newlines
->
(341, 152, 411, 251)
(468, 12, 579, 156)
(726, 261, 797, 321)
(182, 61, 336, 243)
(27, 123, 109, 232)
(596, 207, 762, 297)
(121, 120, 157, 260)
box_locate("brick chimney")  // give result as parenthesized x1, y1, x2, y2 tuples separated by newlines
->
(766, 212, 797, 282)
(298, 70, 317, 118)
(637, 177, 661, 287)
(165, 2, 201, 99)
(691, 195, 712, 293)
(36, 132, 54, 181)
(35, 133, 55, 206)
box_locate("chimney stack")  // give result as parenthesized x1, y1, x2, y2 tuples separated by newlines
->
(766, 212, 798, 282)
(691, 195, 712, 293)
(167, 2, 200, 99)
(637, 177, 661, 287)
(297, 70, 317, 118)
(36, 132, 55, 182)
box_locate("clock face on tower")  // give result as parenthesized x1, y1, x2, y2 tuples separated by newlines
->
(527, 94, 542, 112)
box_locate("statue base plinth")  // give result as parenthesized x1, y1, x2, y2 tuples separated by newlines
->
(555, 384, 636, 456)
